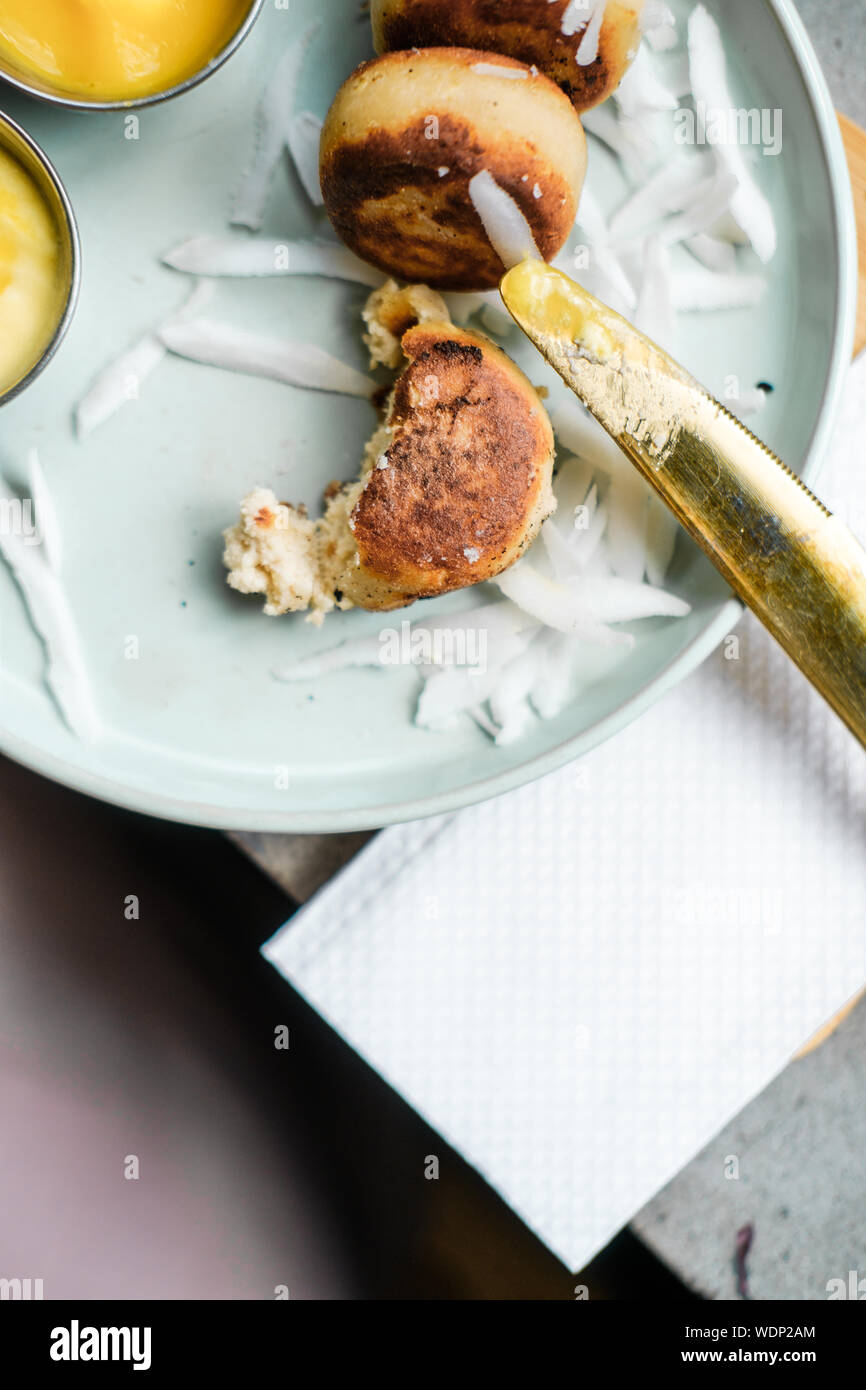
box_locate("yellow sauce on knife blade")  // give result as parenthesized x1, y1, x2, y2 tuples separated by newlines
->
(0, 0, 250, 102)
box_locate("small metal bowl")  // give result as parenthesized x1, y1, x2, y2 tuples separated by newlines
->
(0, 0, 265, 112)
(0, 112, 80, 406)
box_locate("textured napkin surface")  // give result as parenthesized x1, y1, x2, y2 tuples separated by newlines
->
(264, 356, 866, 1272)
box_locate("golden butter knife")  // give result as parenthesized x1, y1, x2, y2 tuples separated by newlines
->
(500, 259, 866, 750)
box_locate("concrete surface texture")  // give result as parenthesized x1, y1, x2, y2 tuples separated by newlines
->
(794, 0, 866, 127)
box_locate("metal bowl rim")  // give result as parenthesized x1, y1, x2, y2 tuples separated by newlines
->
(0, 0, 265, 112)
(0, 110, 81, 406)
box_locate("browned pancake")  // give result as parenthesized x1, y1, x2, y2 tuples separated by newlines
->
(224, 313, 556, 620)
(342, 321, 556, 605)
(319, 48, 586, 291)
(371, 0, 644, 113)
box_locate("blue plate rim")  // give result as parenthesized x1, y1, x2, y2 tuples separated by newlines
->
(0, 0, 858, 832)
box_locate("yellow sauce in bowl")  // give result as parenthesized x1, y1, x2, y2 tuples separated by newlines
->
(0, 0, 253, 103)
(0, 145, 66, 397)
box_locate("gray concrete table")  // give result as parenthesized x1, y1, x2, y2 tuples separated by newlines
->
(234, 0, 866, 1299)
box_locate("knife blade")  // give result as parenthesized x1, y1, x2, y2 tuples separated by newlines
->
(500, 259, 866, 749)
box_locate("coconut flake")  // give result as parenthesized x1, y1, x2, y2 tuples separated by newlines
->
(671, 267, 766, 312)
(488, 646, 540, 744)
(230, 22, 319, 231)
(641, 1, 677, 50)
(565, 189, 639, 312)
(582, 105, 661, 183)
(74, 281, 213, 439)
(468, 170, 541, 269)
(417, 640, 537, 733)
(159, 318, 375, 397)
(163, 235, 384, 287)
(541, 517, 581, 580)
(26, 447, 62, 574)
(729, 387, 770, 418)
(684, 232, 737, 273)
(635, 235, 675, 351)
(494, 561, 632, 645)
(273, 633, 384, 681)
(76, 335, 165, 440)
(604, 474, 650, 583)
(575, 1, 606, 62)
(287, 110, 324, 207)
(687, 6, 777, 263)
(655, 170, 740, 247)
(571, 489, 609, 572)
(551, 399, 635, 484)
(529, 632, 577, 720)
(645, 496, 679, 586)
(576, 574, 690, 622)
(555, 453, 596, 515)
(615, 46, 678, 117)
(471, 62, 528, 79)
(0, 480, 100, 742)
(609, 154, 713, 244)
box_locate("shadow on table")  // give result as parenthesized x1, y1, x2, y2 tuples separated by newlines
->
(0, 756, 697, 1300)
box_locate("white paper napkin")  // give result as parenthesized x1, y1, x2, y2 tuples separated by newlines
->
(263, 354, 866, 1272)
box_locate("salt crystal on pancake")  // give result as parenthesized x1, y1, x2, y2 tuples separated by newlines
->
(163, 235, 384, 287)
(687, 5, 778, 263)
(158, 318, 375, 398)
(0, 478, 100, 742)
(287, 111, 324, 207)
(75, 280, 213, 439)
(231, 22, 319, 231)
(468, 170, 542, 268)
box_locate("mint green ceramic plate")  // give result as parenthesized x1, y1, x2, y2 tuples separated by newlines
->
(0, 0, 857, 831)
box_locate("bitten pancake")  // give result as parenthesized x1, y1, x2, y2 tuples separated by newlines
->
(319, 47, 586, 291)
(332, 320, 555, 606)
(224, 312, 555, 620)
(371, 0, 645, 113)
